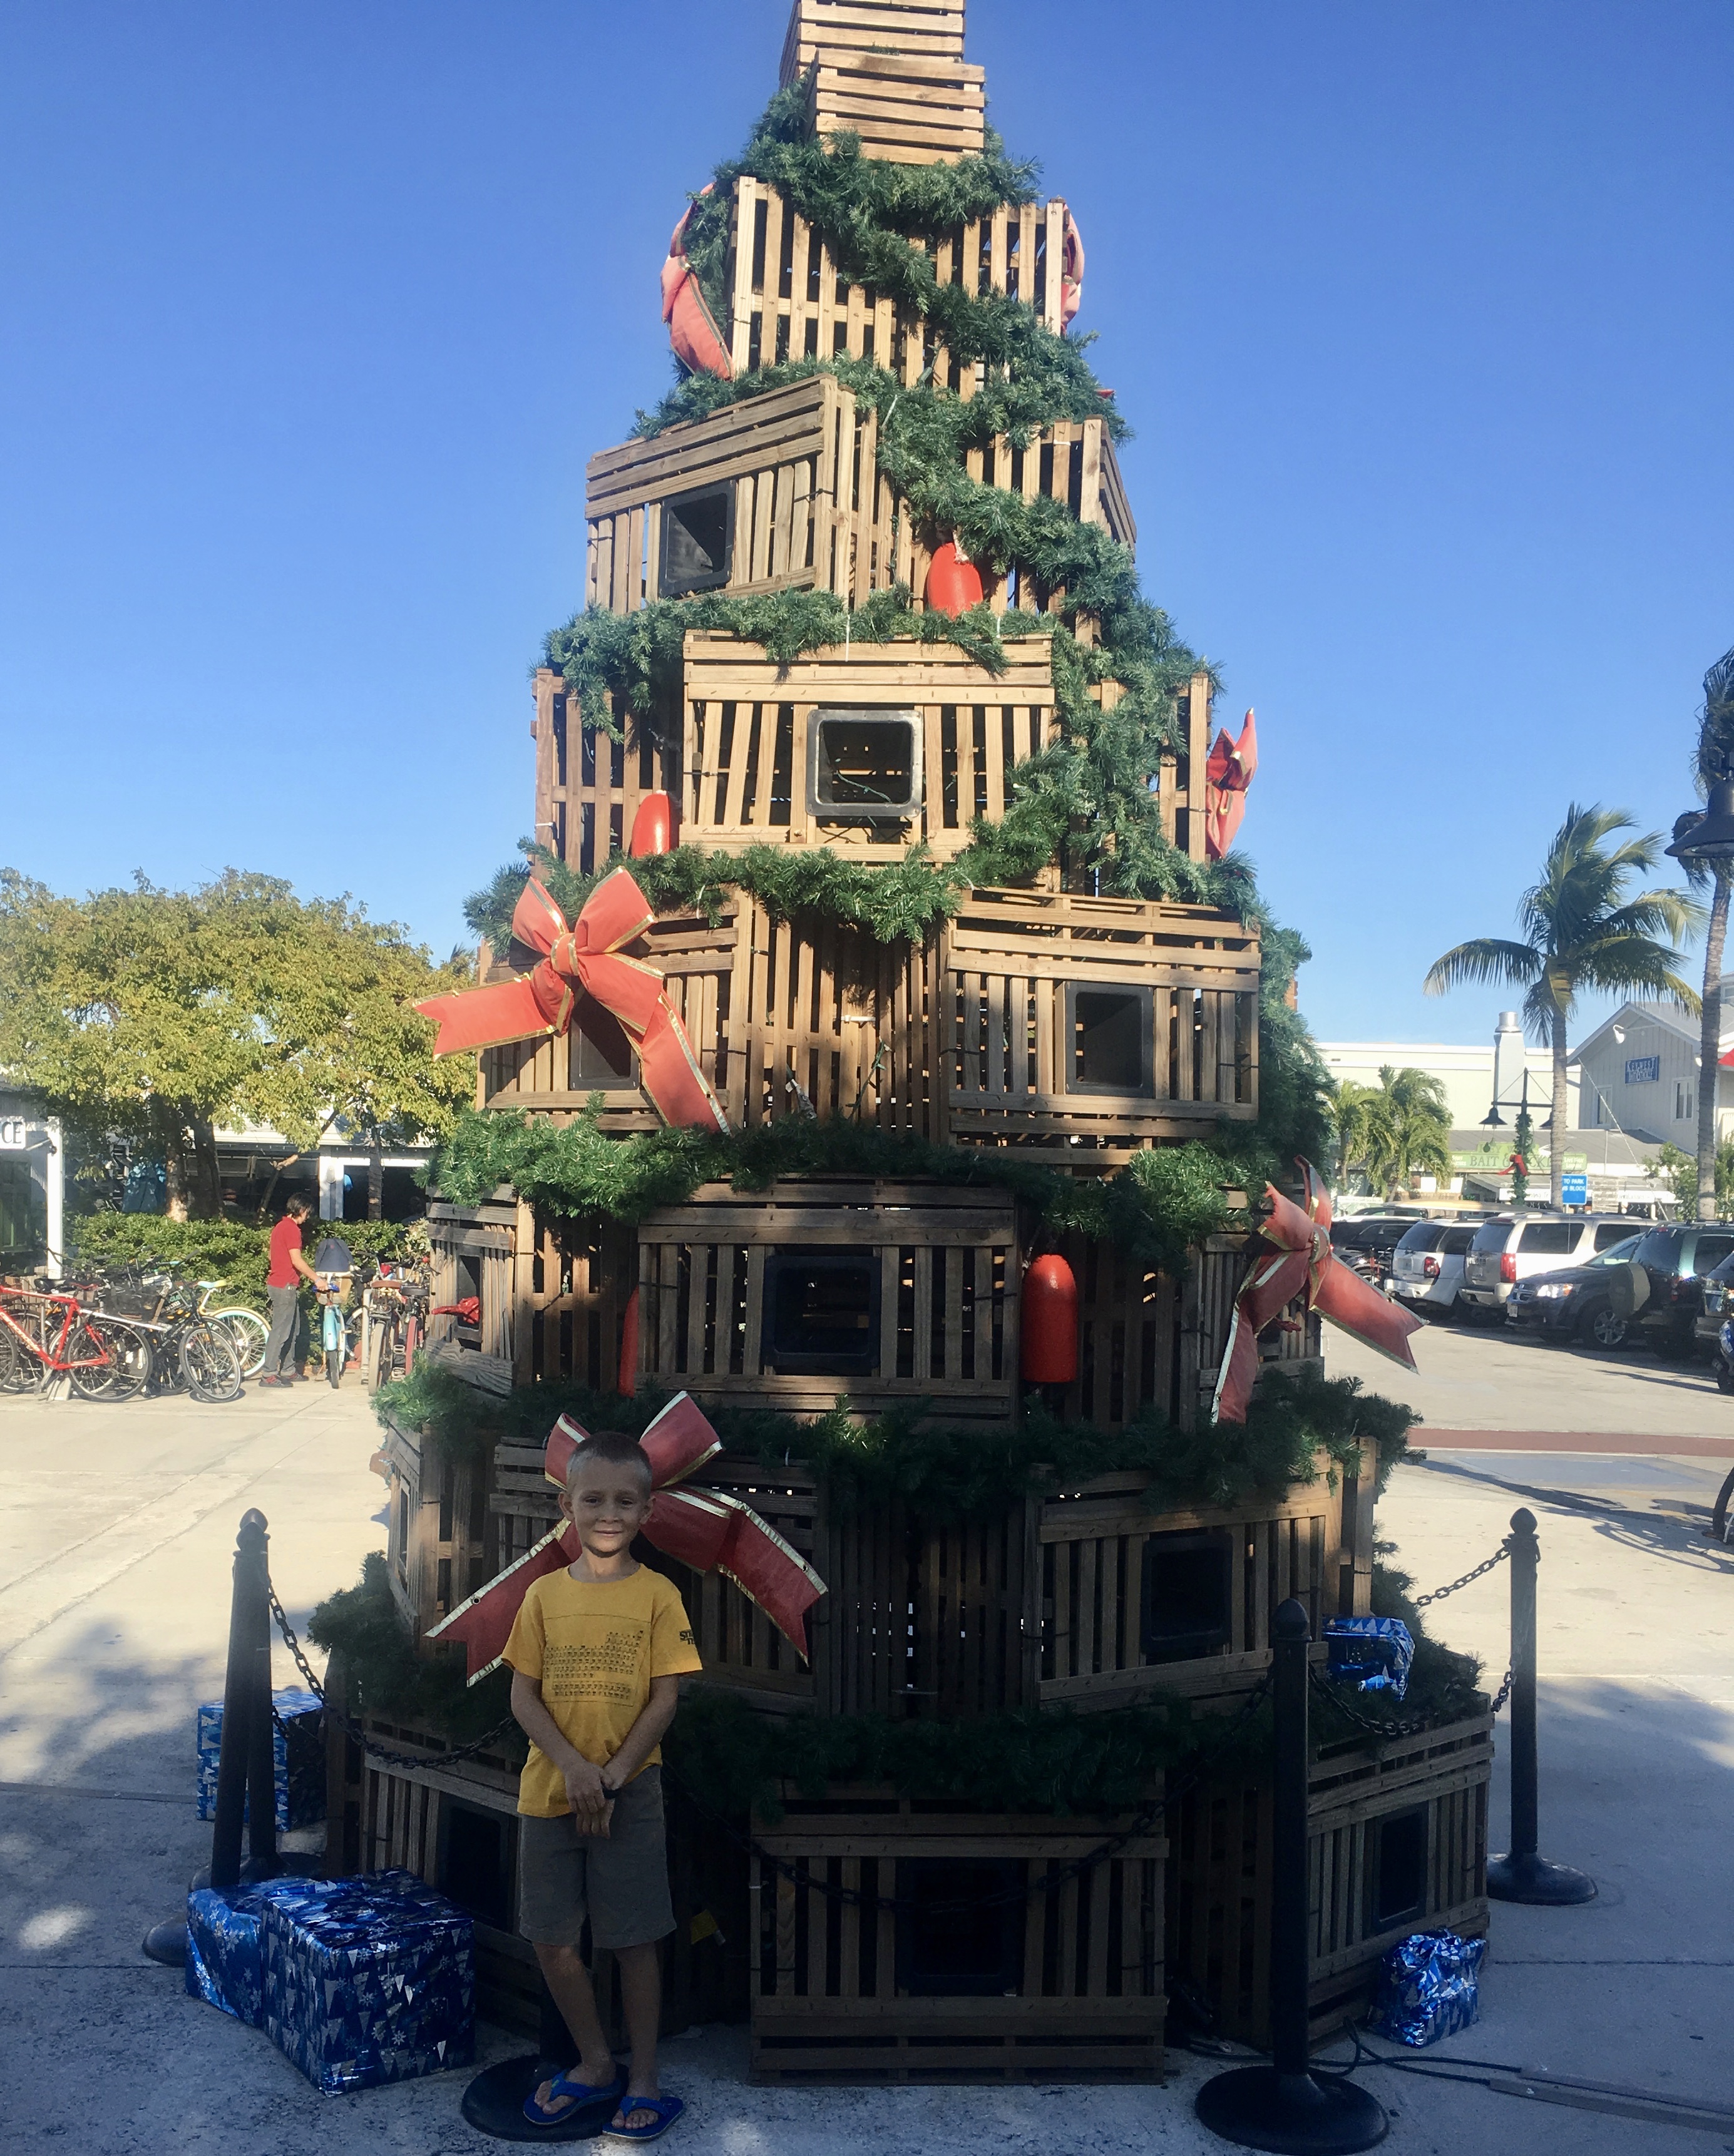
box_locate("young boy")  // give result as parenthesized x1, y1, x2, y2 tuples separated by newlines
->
(503, 1429, 702, 2138)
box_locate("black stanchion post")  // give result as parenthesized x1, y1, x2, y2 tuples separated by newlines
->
(1194, 1599, 1387, 2153)
(1487, 1507, 1594, 1906)
(143, 1510, 282, 1965)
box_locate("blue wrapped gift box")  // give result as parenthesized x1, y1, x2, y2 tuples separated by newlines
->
(197, 1688, 326, 1829)
(185, 1878, 310, 2026)
(260, 1870, 475, 2094)
(1368, 1928, 1486, 2046)
(1322, 1617, 1414, 1700)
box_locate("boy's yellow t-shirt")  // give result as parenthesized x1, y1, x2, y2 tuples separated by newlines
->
(501, 1564, 702, 1817)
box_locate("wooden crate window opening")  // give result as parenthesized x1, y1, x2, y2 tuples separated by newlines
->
(764, 1248, 881, 1375)
(807, 708, 923, 819)
(1065, 982, 1154, 1096)
(437, 1796, 517, 1934)
(896, 1858, 1023, 1996)
(568, 1004, 635, 1091)
(1368, 1805, 1429, 1934)
(1139, 1529, 1235, 1665)
(659, 481, 736, 597)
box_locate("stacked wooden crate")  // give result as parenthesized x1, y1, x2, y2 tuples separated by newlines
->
(779, 2, 983, 166)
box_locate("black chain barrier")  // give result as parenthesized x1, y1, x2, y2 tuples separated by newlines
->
(266, 1575, 519, 1770)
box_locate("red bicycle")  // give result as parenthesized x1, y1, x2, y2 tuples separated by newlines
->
(0, 1284, 150, 1399)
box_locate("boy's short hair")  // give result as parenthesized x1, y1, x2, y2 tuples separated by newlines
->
(285, 1195, 312, 1219)
(565, 1427, 654, 1496)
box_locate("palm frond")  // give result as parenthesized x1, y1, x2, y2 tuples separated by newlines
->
(1424, 938, 1539, 997)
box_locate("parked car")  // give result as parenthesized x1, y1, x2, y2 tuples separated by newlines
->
(1613, 1222, 1734, 1356)
(1504, 1233, 1645, 1348)
(1328, 1215, 1425, 1290)
(1389, 1220, 1484, 1318)
(1694, 1252, 1734, 1387)
(1459, 1214, 1645, 1320)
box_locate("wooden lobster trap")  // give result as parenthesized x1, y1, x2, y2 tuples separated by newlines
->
(634, 1178, 1019, 1421)
(1167, 1712, 1493, 2050)
(937, 886, 1262, 1152)
(747, 1791, 1166, 2083)
(781, 0, 965, 84)
(1034, 1445, 1375, 1715)
(681, 630, 1055, 863)
(379, 1408, 501, 1641)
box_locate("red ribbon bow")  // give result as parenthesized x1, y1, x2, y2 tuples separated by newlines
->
(425, 1392, 826, 1683)
(1204, 707, 1258, 861)
(1213, 1158, 1421, 1424)
(416, 869, 728, 1135)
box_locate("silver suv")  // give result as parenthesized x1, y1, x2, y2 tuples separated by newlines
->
(1459, 1214, 1641, 1317)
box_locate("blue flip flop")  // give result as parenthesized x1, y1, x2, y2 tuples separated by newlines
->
(606, 2093, 685, 2140)
(522, 2065, 627, 2127)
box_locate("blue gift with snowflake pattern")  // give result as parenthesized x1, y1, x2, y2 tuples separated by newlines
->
(195, 1688, 325, 1829)
(259, 1869, 475, 2093)
(1322, 1616, 1414, 1700)
(1368, 1928, 1485, 2046)
(184, 1877, 312, 2026)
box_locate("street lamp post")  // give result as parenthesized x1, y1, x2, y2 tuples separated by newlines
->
(1482, 1067, 1551, 1208)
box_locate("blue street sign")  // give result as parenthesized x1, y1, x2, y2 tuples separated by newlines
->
(1561, 1172, 1589, 1205)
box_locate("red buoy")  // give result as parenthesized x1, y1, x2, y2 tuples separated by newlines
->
(1021, 1254, 1079, 1384)
(924, 541, 984, 616)
(628, 791, 674, 859)
(618, 1285, 640, 1396)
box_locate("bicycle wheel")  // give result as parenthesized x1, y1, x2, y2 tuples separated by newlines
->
(0, 1325, 36, 1392)
(364, 1313, 394, 1392)
(1713, 1462, 1734, 1545)
(81, 1319, 153, 1400)
(67, 1321, 128, 1400)
(210, 1305, 269, 1379)
(178, 1321, 243, 1404)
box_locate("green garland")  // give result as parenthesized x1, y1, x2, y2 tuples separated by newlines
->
(428, 1103, 1253, 1278)
(377, 1357, 1414, 1523)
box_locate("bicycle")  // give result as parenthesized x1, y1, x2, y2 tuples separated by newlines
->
(314, 1276, 361, 1388)
(361, 1261, 431, 1392)
(83, 1259, 269, 1381)
(0, 1284, 150, 1401)
(85, 1273, 245, 1404)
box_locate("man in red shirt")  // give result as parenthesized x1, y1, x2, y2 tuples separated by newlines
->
(259, 1195, 316, 1387)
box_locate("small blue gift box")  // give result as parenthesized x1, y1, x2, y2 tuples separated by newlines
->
(1322, 1617, 1414, 1700)
(1368, 1928, 1486, 2046)
(196, 1688, 325, 1829)
(260, 1870, 475, 2094)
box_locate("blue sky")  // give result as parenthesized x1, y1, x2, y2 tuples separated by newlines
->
(3, 0, 1730, 1050)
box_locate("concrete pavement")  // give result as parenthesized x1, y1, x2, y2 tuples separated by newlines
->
(3, 1333, 1733, 2151)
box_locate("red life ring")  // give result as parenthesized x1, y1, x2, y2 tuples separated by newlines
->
(1021, 1254, 1079, 1384)
(629, 791, 674, 859)
(1060, 208, 1085, 327)
(662, 188, 733, 382)
(924, 541, 984, 615)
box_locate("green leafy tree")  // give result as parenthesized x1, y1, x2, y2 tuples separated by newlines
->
(0, 870, 473, 1220)
(1425, 805, 1701, 1207)
(1333, 1066, 1452, 1197)
(1649, 1136, 1734, 1222)
(1674, 645, 1734, 1220)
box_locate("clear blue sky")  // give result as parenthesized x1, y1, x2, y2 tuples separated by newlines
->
(3, 1, 1730, 1050)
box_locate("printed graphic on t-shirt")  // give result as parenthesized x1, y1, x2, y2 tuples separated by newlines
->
(543, 1623, 647, 1706)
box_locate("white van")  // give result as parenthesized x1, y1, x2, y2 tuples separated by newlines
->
(1459, 1214, 1641, 1317)
(1390, 1220, 1482, 1317)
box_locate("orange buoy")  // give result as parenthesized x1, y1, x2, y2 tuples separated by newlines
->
(924, 541, 984, 616)
(618, 1285, 640, 1396)
(1021, 1254, 1079, 1383)
(629, 791, 674, 859)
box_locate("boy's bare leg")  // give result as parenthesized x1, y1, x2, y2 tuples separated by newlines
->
(614, 1941, 662, 2128)
(531, 1941, 618, 2112)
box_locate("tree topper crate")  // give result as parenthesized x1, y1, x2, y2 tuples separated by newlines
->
(749, 1790, 1165, 2083)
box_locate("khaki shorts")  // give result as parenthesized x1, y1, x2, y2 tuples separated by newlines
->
(517, 1766, 674, 1951)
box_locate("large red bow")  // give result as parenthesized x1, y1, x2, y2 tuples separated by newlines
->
(424, 1392, 826, 1682)
(660, 190, 733, 384)
(1204, 707, 1258, 861)
(1213, 1158, 1420, 1424)
(416, 870, 728, 1135)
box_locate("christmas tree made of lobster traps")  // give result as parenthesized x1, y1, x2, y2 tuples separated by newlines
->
(326, 0, 1495, 2085)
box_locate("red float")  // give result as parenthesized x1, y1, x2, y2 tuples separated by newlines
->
(1020, 1254, 1079, 1384)
(923, 541, 984, 616)
(628, 790, 674, 859)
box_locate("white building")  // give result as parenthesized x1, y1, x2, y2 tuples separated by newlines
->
(1316, 1023, 1578, 1133)
(1572, 991, 1731, 1148)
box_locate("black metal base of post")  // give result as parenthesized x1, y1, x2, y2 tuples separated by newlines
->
(459, 2057, 615, 2142)
(1196, 2066, 1389, 2153)
(1487, 1851, 1597, 1905)
(141, 1921, 188, 1966)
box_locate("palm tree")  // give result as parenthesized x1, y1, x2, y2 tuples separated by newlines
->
(1334, 1066, 1453, 1197)
(1425, 804, 1702, 1207)
(1680, 646, 1734, 1218)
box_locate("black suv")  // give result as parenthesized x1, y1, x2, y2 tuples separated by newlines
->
(1615, 1223, 1734, 1355)
(1328, 1215, 1427, 1289)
